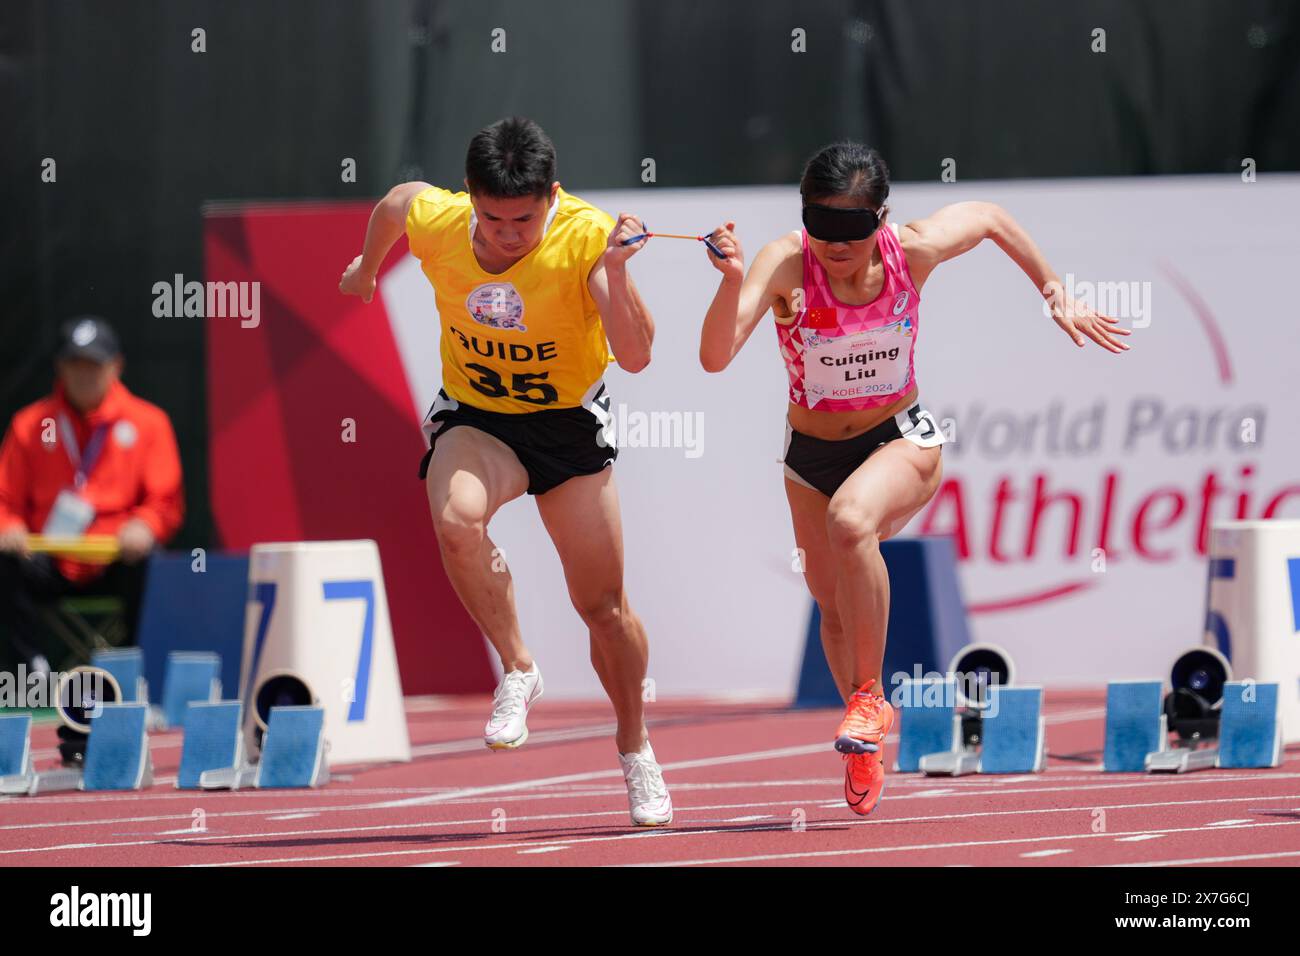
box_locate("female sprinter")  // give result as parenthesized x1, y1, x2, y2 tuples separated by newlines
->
(698, 143, 1128, 816)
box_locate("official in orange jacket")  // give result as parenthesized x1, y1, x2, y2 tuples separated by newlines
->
(0, 316, 184, 672)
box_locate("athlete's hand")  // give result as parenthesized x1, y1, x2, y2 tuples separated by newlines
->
(339, 255, 377, 304)
(1044, 283, 1131, 353)
(704, 222, 744, 282)
(605, 213, 648, 265)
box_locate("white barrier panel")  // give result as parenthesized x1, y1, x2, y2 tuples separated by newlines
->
(240, 540, 411, 765)
(1206, 520, 1300, 743)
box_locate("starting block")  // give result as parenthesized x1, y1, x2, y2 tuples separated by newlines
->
(897, 644, 1048, 776)
(83, 704, 154, 790)
(1103, 681, 1165, 772)
(914, 685, 1047, 776)
(0, 714, 35, 794)
(895, 678, 961, 773)
(3, 704, 155, 795)
(200, 705, 329, 790)
(160, 651, 223, 729)
(1218, 681, 1282, 769)
(177, 701, 245, 789)
(1110, 648, 1282, 773)
(978, 686, 1047, 774)
(91, 647, 149, 704)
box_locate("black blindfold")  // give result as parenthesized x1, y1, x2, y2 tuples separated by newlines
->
(802, 202, 883, 243)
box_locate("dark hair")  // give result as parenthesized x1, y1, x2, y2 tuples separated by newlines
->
(465, 116, 557, 199)
(800, 142, 890, 208)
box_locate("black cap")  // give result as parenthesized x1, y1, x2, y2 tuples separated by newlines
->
(58, 316, 121, 363)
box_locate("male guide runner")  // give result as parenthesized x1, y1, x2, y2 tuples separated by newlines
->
(340, 117, 672, 827)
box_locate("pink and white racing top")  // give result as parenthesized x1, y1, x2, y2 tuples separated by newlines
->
(777, 222, 921, 411)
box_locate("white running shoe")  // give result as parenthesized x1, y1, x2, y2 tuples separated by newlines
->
(618, 742, 673, 827)
(484, 664, 543, 750)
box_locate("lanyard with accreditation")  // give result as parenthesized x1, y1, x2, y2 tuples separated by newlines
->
(41, 413, 113, 536)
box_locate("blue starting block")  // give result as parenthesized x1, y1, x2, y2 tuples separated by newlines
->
(83, 704, 154, 790)
(1104, 675, 1282, 773)
(5, 703, 155, 795)
(91, 647, 149, 704)
(258, 706, 330, 788)
(200, 705, 330, 790)
(0, 715, 35, 794)
(1103, 681, 1165, 772)
(177, 701, 245, 789)
(979, 686, 1047, 774)
(909, 684, 1047, 775)
(1218, 681, 1282, 769)
(161, 652, 223, 729)
(894, 678, 961, 773)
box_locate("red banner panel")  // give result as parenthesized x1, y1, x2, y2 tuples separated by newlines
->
(204, 201, 492, 694)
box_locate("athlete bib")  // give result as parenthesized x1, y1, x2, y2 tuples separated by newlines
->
(801, 314, 915, 409)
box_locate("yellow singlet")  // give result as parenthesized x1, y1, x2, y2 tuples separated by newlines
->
(405, 185, 615, 414)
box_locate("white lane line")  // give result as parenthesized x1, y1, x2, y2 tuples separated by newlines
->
(1115, 834, 1164, 843)
(409, 721, 618, 757)
(517, 847, 567, 855)
(7, 787, 1300, 857)
(0, 786, 471, 811)
(267, 813, 319, 821)
(1021, 849, 1072, 858)
(354, 742, 834, 811)
(1110, 849, 1300, 867)
(188, 814, 1300, 869)
(724, 815, 773, 822)
(6, 764, 1300, 840)
(1205, 818, 1253, 827)
(617, 818, 1300, 868)
(1, 798, 823, 855)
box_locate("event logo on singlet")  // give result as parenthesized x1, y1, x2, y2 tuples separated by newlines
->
(802, 315, 914, 407)
(466, 282, 526, 332)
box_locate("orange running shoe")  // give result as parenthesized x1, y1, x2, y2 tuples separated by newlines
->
(834, 679, 895, 755)
(843, 751, 886, 816)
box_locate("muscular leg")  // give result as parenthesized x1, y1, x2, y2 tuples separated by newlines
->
(826, 439, 943, 693)
(785, 478, 855, 703)
(536, 467, 648, 755)
(424, 427, 531, 672)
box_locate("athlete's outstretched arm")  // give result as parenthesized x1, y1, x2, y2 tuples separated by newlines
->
(698, 222, 785, 372)
(589, 212, 655, 373)
(903, 201, 1130, 353)
(339, 181, 433, 303)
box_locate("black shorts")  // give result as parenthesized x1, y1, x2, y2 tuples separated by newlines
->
(782, 402, 945, 498)
(418, 386, 617, 496)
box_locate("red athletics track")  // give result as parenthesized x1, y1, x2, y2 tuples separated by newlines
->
(3, 691, 1300, 867)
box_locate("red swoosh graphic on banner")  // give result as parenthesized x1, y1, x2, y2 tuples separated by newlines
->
(1158, 261, 1233, 386)
(968, 265, 1233, 613)
(967, 578, 1095, 614)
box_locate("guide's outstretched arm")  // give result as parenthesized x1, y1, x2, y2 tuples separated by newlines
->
(339, 181, 433, 303)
